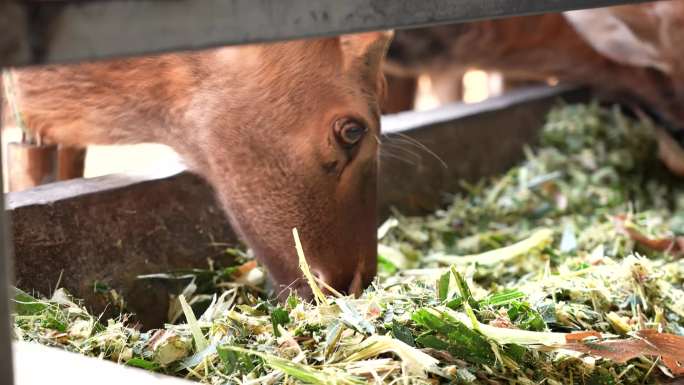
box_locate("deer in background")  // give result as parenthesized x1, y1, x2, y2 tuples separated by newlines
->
(382, 6, 684, 175)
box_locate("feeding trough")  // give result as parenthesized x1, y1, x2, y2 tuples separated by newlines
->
(7, 85, 585, 328)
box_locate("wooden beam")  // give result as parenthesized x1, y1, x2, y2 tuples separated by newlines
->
(7, 162, 239, 328)
(2, 0, 650, 66)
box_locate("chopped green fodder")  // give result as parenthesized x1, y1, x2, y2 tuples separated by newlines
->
(12, 102, 684, 384)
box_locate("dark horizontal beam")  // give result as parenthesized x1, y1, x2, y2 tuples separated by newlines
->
(2, 0, 651, 66)
(7, 163, 240, 328)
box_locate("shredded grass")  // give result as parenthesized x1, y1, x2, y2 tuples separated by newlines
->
(11, 101, 684, 384)
(294, 228, 328, 306)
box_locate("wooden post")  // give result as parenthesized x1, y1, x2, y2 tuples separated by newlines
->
(57, 146, 87, 180)
(382, 73, 418, 114)
(0, 59, 14, 385)
(5, 67, 63, 191)
(7, 142, 58, 192)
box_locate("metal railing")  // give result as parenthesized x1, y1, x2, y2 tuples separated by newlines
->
(3, 0, 648, 66)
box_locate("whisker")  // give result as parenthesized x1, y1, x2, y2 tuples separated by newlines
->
(381, 141, 423, 160)
(379, 151, 419, 167)
(382, 132, 448, 169)
(376, 135, 418, 166)
(380, 145, 424, 167)
(387, 134, 446, 167)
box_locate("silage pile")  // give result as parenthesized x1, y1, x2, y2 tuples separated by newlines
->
(12, 102, 684, 384)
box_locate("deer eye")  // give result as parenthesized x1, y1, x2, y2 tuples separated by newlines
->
(334, 119, 367, 148)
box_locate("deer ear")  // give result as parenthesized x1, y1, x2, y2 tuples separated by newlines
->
(339, 31, 394, 93)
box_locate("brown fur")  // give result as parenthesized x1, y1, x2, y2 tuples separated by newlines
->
(565, 2, 684, 125)
(384, 12, 684, 125)
(3, 32, 393, 299)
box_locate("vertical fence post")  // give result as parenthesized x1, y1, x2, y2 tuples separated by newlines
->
(0, 0, 18, 378)
(57, 146, 87, 181)
(0, 72, 15, 385)
(0, 208, 13, 384)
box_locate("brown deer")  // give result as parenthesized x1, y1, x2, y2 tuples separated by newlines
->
(2, 32, 394, 300)
(565, 1, 684, 175)
(382, 9, 684, 174)
(383, 12, 677, 113)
